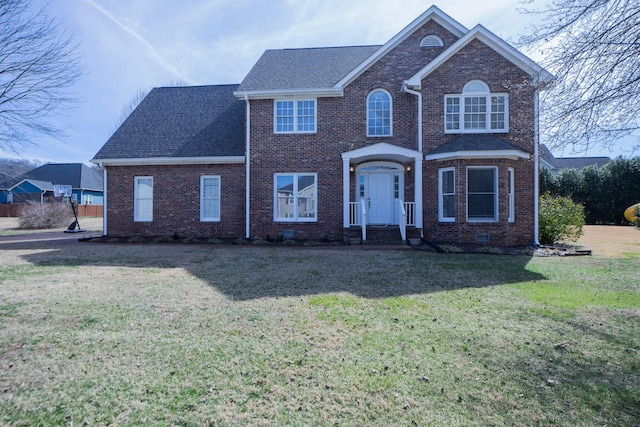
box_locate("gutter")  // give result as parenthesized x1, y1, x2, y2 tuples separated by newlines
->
(244, 94, 251, 239)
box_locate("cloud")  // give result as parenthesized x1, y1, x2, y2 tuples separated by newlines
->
(83, 0, 195, 84)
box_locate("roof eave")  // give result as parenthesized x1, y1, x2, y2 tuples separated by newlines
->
(234, 87, 343, 100)
(91, 156, 246, 167)
(425, 149, 531, 161)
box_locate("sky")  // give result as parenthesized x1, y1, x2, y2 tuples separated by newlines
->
(3, 0, 636, 164)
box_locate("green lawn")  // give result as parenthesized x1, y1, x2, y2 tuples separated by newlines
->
(0, 242, 638, 426)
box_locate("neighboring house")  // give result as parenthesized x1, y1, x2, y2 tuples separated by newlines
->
(92, 6, 553, 246)
(540, 144, 611, 175)
(1, 163, 104, 205)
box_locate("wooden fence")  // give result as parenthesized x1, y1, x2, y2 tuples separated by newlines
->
(0, 204, 103, 218)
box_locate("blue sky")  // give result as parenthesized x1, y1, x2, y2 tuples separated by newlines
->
(3, 0, 635, 164)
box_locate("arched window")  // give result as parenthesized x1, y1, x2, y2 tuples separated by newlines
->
(367, 89, 392, 136)
(444, 80, 508, 133)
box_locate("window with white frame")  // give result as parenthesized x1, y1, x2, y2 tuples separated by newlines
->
(134, 176, 153, 222)
(445, 80, 508, 133)
(367, 89, 392, 136)
(507, 167, 515, 222)
(200, 175, 221, 222)
(274, 173, 317, 222)
(438, 167, 455, 222)
(274, 99, 316, 133)
(83, 194, 93, 205)
(467, 167, 498, 222)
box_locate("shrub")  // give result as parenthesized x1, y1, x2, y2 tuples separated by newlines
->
(154, 236, 172, 243)
(539, 194, 585, 245)
(18, 202, 73, 229)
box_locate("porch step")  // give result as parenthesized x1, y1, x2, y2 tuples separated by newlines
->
(358, 225, 405, 245)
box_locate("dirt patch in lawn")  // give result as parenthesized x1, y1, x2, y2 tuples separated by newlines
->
(575, 225, 640, 258)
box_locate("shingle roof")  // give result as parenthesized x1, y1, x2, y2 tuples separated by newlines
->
(427, 135, 529, 155)
(93, 84, 245, 161)
(16, 164, 102, 191)
(236, 46, 381, 92)
(552, 157, 611, 170)
(539, 144, 610, 170)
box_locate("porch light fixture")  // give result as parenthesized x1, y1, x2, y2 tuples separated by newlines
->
(406, 165, 412, 171)
(349, 166, 355, 172)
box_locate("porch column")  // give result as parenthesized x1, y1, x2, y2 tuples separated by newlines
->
(414, 156, 423, 229)
(342, 157, 350, 228)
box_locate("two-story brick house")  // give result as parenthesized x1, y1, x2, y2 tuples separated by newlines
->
(92, 6, 552, 246)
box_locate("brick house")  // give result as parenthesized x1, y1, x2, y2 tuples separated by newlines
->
(92, 6, 552, 246)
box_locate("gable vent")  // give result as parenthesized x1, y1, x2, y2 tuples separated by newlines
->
(420, 35, 444, 48)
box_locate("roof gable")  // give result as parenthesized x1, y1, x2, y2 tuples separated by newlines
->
(405, 25, 553, 88)
(336, 6, 467, 89)
(235, 6, 467, 98)
(93, 85, 245, 164)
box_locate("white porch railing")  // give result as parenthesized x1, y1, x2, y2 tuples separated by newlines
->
(404, 201, 415, 226)
(399, 199, 407, 241)
(349, 200, 367, 240)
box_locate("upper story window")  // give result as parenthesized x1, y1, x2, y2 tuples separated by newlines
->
(274, 99, 316, 134)
(445, 80, 508, 133)
(367, 89, 392, 137)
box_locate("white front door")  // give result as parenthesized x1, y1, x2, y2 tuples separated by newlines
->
(367, 173, 393, 224)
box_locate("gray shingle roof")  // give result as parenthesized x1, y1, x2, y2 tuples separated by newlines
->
(236, 45, 381, 92)
(93, 84, 245, 160)
(18, 163, 102, 191)
(539, 144, 610, 170)
(427, 135, 528, 155)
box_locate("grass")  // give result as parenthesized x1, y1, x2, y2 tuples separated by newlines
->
(0, 242, 638, 426)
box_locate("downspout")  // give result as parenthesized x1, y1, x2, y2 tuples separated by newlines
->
(403, 82, 424, 236)
(402, 83, 422, 152)
(101, 164, 107, 236)
(533, 89, 540, 246)
(244, 94, 251, 239)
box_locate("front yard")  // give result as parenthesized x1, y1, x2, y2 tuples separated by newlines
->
(0, 231, 638, 425)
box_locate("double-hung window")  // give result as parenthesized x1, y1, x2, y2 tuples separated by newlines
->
(274, 173, 317, 222)
(438, 167, 455, 222)
(367, 89, 392, 136)
(134, 176, 153, 222)
(445, 80, 508, 133)
(274, 99, 316, 133)
(200, 176, 221, 222)
(467, 167, 498, 222)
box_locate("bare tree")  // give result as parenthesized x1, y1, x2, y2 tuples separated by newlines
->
(0, 0, 82, 153)
(519, 0, 640, 154)
(112, 79, 190, 131)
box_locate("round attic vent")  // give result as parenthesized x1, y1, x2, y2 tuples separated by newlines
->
(420, 35, 444, 48)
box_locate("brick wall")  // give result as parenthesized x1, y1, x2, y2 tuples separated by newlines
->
(106, 164, 245, 239)
(247, 20, 537, 246)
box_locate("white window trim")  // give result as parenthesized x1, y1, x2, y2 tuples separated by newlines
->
(366, 89, 393, 137)
(466, 166, 498, 223)
(508, 167, 515, 223)
(200, 175, 221, 222)
(274, 172, 318, 222)
(444, 92, 509, 134)
(83, 194, 93, 205)
(273, 98, 317, 134)
(134, 176, 153, 222)
(438, 167, 455, 222)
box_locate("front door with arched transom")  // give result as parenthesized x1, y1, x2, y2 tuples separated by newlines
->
(357, 162, 404, 225)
